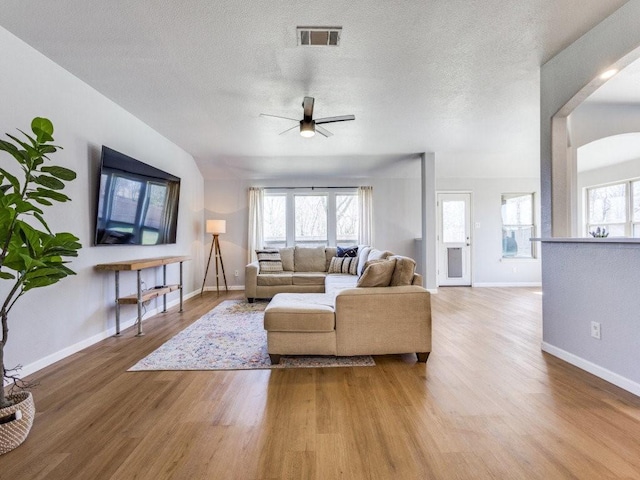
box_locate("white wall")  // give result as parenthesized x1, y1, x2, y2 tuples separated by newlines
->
(203, 174, 423, 289)
(570, 103, 640, 234)
(540, 0, 640, 395)
(436, 177, 541, 286)
(571, 103, 640, 149)
(203, 160, 541, 289)
(0, 27, 204, 379)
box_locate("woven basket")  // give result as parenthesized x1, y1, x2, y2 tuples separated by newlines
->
(0, 392, 35, 455)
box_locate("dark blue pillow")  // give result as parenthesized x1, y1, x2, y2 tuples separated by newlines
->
(337, 245, 358, 257)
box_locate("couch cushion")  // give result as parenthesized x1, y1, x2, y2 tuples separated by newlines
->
(295, 246, 327, 272)
(256, 249, 283, 273)
(389, 255, 417, 286)
(257, 274, 293, 287)
(264, 293, 335, 332)
(292, 272, 326, 286)
(325, 273, 358, 296)
(325, 247, 337, 270)
(337, 245, 358, 257)
(357, 246, 371, 276)
(328, 256, 358, 275)
(367, 248, 394, 262)
(357, 258, 397, 287)
(279, 247, 295, 271)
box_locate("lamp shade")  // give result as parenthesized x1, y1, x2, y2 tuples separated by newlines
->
(206, 219, 226, 234)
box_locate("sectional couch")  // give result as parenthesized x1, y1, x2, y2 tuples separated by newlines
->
(245, 245, 432, 364)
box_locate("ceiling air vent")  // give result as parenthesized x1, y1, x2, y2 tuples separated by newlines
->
(297, 27, 342, 47)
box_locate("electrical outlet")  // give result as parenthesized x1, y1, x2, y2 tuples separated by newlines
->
(591, 321, 601, 339)
(234, 270, 239, 277)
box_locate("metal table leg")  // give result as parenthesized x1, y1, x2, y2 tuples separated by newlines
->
(179, 261, 184, 312)
(136, 270, 144, 336)
(114, 271, 121, 336)
(162, 264, 167, 313)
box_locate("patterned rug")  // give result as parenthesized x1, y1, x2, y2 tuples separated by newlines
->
(129, 300, 375, 371)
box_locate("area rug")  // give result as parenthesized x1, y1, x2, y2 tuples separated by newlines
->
(128, 300, 375, 371)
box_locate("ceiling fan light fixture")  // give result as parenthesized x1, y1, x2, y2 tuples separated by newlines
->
(300, 121, 316, 137)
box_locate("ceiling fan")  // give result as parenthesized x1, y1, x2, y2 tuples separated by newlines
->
(260, 97, 355, 138)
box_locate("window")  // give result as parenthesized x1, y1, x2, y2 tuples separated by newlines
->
(295, 194, 327, 245)
(336, 194, 358, 244)
(585, 180, 640, 237)
(263, 189, 359, 247)
(263, 194, 287, 248)
(501, 193, 535, 258)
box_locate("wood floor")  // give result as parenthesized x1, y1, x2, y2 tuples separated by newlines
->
(2, 288, 640, 479)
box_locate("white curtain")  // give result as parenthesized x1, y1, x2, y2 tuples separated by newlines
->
(358, 186, 373, 245)
(247, 187, 264, 263)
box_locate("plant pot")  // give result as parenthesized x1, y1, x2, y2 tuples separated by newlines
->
(0, 391, 35, 455)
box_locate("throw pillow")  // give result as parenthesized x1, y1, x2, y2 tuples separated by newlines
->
(357, 258, 397, 287)
(389, 255, 416, 286)
(367, 248, 393, 262)
(337, 245, 358, 257)
(357, 246, 371, 276)
(256, 249, 283, 273)
(280, 247, 294, 271)
(328, 256, 358, 275)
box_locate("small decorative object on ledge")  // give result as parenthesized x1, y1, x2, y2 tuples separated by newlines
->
(589, 227, 609, 238)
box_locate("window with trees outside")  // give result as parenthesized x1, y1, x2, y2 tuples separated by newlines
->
(501, 193, 535, 258)
(586, 180, 640, 237)
(263, 189, 358, 248)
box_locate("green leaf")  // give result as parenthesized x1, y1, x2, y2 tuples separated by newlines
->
(32, 197, 53, 206)
(0, 167, 21, 192)
(0, 271, 15, 280)
(31, 117, 54, 143)
(23, 275, 61, 291)
(39, 145, 57, 155)
(33, 211, 51, 233)
(6, 134, 41, 161)
(24, 267, 63, 279)
(34, 175, 65, 190)
(28, 188, 70, 203)
(19, 253, 34, 271)
(0, 140, 24, 164)
(40, 166, 76, 181)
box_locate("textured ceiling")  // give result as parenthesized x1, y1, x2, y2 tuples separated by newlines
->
(0, 0, 630, 179)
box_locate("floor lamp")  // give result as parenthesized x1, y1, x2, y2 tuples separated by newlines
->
(201, 219, 229, 296)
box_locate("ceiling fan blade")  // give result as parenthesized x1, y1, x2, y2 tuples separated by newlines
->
(315, 115, 356, 125)
(278, 124, 300, 135)
(260, 113, 300, 122)
(302, 97, 315, 120)
(315, 125, 333, 137)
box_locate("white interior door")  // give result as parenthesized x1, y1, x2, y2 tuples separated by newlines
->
(437, 193, 472, 286)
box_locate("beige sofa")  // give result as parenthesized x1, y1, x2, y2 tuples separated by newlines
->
(245, 245, 422, 302)
(245, 246, 338, 302)
(246, 246, 431, 364)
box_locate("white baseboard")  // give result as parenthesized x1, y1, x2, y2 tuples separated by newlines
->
(542, 342, 640, 397)
(473, 282, 542, 288)
(202, 285, 244, 292)
(3, 288, 201, 387)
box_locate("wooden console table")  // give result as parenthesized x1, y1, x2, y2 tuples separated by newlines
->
(95, 256, 190, 336)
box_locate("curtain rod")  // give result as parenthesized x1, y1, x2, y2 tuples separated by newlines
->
(262, 186, 362, 190)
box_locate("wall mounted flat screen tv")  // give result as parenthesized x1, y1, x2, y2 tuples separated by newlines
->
(94, 146, 180, 246)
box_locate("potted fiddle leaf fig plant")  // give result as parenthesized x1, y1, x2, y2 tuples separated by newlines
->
(0, 117, 81, 454)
